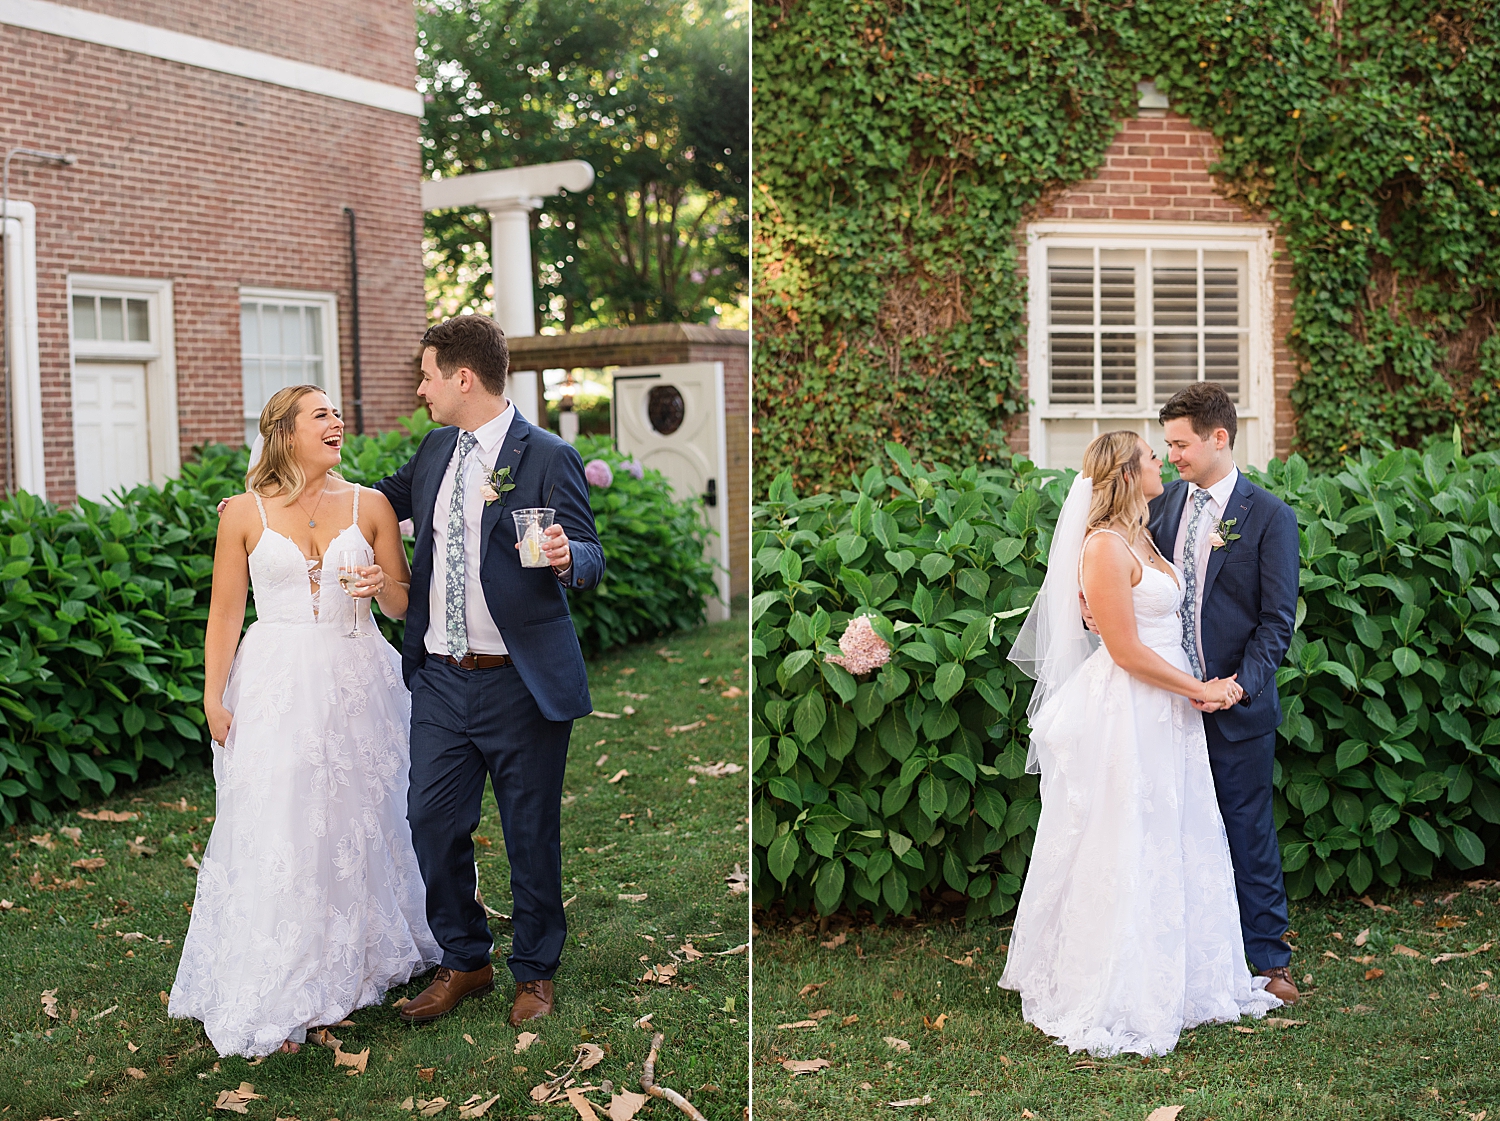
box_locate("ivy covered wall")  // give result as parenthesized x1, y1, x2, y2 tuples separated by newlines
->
(753, 0, 1500, 491)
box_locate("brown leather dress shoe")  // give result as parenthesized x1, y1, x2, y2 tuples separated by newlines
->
(509, 979, 554, 1027)
(398, 964, 494, 1024)
(1257, 965, 1300, 1005)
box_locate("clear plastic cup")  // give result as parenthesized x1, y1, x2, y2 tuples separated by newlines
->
(513, 507, 556, 568)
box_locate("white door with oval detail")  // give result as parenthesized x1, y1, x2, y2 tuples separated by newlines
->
(612, 362, 730, 622)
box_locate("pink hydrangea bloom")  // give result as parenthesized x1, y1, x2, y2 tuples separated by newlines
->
(584, 459, 614, 487)
(622, 458, 645, 480)
(825, 615, 891, 676)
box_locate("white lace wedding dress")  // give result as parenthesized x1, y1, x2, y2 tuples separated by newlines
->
(169, 487, 440, 1057)
(998, 530, 1280, 1057)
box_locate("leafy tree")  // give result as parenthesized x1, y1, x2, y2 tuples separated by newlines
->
(418, 0, 748, 331)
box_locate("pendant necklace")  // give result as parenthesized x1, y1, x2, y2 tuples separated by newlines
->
(296, 484, 328, 529)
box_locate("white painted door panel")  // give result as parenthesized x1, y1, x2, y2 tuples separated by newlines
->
(73, 361, 151, 502)
(613, 362, 730, 621)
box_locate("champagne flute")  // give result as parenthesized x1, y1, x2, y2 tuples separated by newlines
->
(335, 550, 364, 638)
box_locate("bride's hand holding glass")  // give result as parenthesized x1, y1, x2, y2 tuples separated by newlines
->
(338, 563, 386, 599)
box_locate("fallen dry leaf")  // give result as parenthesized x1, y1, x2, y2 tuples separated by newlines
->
(333, 1046, 369, 1074)
(1392, 944, 1424, 958)
(720, 686, 745, 698)
(183, 853, 201, 871)
(417, 1067, 436, 1082)
(515, 1031, 539, 1053)
(1262, 1018, 1307, 1028)
(463, 1034, 475, 1046)
(1358, 895, 1395, 913)
(591, 711, 622, 720)
(118, 931, 146, 943)
(1145, 1108, 1185, 1121)
(127, 1041, 139, 1052)
(687, 761, 743, 777)
(798, 982, 827, 997)
(91, 1004, 118, 1021)
(667, 721, 705, 734)
(59, 826, 82, 844)
(0, 900, 12, 910)
(1230, 1025, 1256, 1034)
(308, 1028, 341, 1050)
(78, 809, 137, 822)
(781, 1058, 832, 1076)
(417, 1097, 450, 1117)
(576, 1043, 605, 1071)
(1436, 891, 1460, 906)
(641, 963, 678, 985)
(71, 857, 106, 872)
(125, 1067, 147, 1080)
(681, 942, 705, 961)
(777, 1020, 820, 1030)
(884, 1036, 911, 1052)
(29, 833, 55, 851)
(41, 989, 58, 1019)
(564, 1088, 601, 1121)
(457, 1094, 501, 1119)
(607, 769, 629, 784)
(820, 931, 847, 950)
(214, 1082, 265, 1113)
(633, 1013, 654, 1029)
(618, 893, 648, 903)
(1365, 968, 1386, 980)
(393, 997, 411, 1009)
(1436, 915, 1467, 929)
(605, 1089, 650, 1121)
(1432, 942, 1493, 965)
(1355, 928, 1370, 947)
(842, 1014, 859, 1026)
(924, 1013, 948, 1031)
(725, 865, 748, 894)
(890, 1096, 934, 1108)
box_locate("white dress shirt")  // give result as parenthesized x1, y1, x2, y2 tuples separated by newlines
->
(1172, 465, 1239, 672)
(425, 405, 515, 657)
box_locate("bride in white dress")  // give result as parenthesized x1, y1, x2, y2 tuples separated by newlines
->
(170, 384, 439, 1057)
(998, 430, 1280, 1057)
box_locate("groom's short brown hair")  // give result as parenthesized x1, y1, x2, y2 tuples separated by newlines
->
(1159, 382, 1237, 448)
(421, 315, 509, 396)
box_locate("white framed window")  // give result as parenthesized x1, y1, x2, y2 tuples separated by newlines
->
(1025, 222, 1276, 470)
(67, 275, 179, 502)
(239, 287, 341, 447)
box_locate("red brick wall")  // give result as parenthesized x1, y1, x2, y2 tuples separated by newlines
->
(54, 0, 415, 87)
(1011, 110, 1298, 460)
(0, 17, 425, 503)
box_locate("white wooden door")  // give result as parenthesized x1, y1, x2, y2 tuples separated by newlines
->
(73, 361, 151, 502)
(613, 362, 730, 622)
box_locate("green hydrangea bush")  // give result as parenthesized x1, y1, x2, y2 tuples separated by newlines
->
(0, 415, 718, 824)
(751, 441, 1500, 919)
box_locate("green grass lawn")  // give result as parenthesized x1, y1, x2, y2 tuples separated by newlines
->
(0, 608, 748, 1121)
(752, 880, 1500, 1120)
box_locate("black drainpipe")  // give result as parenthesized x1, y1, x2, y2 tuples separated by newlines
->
(343, 207, 365, 435)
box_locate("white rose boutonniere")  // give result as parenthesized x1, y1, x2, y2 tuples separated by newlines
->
(1210, 516, 1240, 551)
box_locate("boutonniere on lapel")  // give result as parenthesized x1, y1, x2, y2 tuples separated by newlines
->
(480, 466, 516, 505)
(1209, 516, 1240, 551)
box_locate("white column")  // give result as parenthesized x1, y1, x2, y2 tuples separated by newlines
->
(487, 197, 542, 340)
(3, 201, 46, 499)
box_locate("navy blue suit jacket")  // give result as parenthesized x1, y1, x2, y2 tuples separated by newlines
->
(1148, 472, 1299, 743)
(372, 413, 604, 722)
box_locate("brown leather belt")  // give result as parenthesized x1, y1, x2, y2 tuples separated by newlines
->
(436, 652, 514, 670)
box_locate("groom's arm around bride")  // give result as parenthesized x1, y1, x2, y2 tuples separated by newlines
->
(373, 314, 604, 1029)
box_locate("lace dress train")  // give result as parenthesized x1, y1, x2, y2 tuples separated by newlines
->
(169, 487, 440, 1057)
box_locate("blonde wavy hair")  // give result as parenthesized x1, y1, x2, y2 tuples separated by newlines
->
(1082, 430, 1151, 542)
(247, 384, 340, 502)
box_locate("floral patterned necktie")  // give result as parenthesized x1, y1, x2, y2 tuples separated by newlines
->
(446, 431, 478, 656)
(1179, 488, 1214, 681)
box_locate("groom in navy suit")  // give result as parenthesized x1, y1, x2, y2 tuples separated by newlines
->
(373, 315, 603, 1027)
(1149, 382, 1301, 1004)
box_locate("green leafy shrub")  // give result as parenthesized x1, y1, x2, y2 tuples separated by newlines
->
(568, 436, 720, 657)
(0, 413, 715, 823)
(751, 443, 1500, 919)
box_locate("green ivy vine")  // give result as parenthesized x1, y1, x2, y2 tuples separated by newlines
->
(754, 0, 1500, 490)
